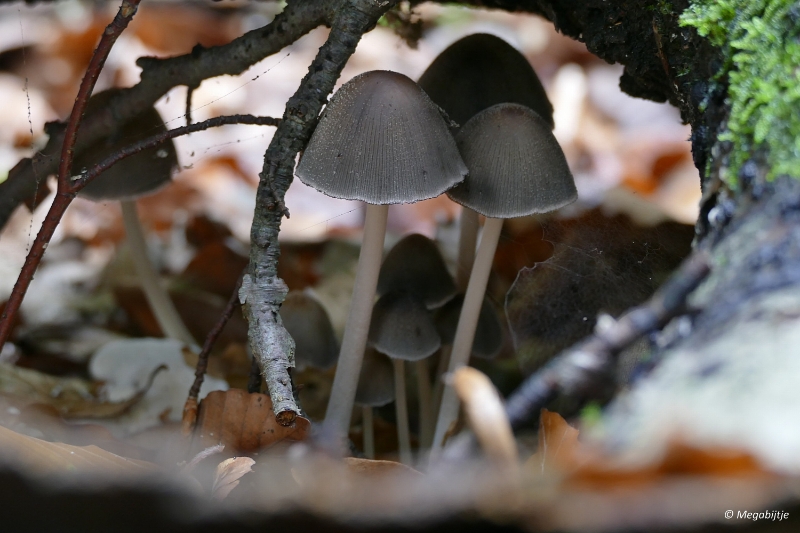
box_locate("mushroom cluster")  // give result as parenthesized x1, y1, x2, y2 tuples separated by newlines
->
(295, 70, 467, 448)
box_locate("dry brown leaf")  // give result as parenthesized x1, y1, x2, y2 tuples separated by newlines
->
(211, 456, 255, 500)
(190, 389, 310, 455)
(0, 424, 156, 476)
(343, 457, 422, 478)
(0, 362, 161, 419)
(527, 408, 582, 476)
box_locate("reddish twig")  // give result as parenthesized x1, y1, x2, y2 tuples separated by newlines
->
(187, 273, 246, 401)
(0, 0, 140, 349)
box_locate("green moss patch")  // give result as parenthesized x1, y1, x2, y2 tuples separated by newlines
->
(681, 1, 800, 184)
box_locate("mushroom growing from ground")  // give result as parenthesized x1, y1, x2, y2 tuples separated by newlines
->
(418, 33, 555, 290)
(74, 89, 194, 347)
(279, 289, 338, 372)
(431, 103, 577, 452)
(355, 347, 395, 459)
(376, 233, 456, 448)
(368, 291, 441, 464)
(295, 70, 467, 444)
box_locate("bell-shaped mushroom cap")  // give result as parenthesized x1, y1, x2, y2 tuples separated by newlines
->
(355, 347, 395, 407)
(448, 103, 576, 218)
(280, 290, 339, 371)
(75, 89, 177, 201)
(377, 234, 456, 309)
(368, 291, 440, 361)
(295, 70, 467, 205)
(418, 33, 554, 129)
(435, 293, 503, 359)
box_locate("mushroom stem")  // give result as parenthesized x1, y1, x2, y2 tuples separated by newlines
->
(415, 358, 434, 448)
(431, 345, 451, 429)
(431, 216, 504, 452)
(362, 405, 375, 459)
(324, 203, 390, 439)
(456, 207, 479, 291)
(393, 358, 413, 465)
(120, 200, 196, 347)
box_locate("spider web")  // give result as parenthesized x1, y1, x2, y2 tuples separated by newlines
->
(505, 208, 694, 373)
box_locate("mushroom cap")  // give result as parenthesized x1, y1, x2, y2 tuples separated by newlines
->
(355, 347, 395, 407)
(418, 33, 554, 129)
(75, 89, 177, 201)
(280, 290, 339, 371)
(377, 233, 456, 308)
(448, 103, 577, 218)
(368, 292, 441, 361)
(434, 293, 503, 359)
(295, 70, 467, 205)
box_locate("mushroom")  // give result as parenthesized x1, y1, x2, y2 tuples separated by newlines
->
(295, 70, 467, 443)
(376, 233, 456, 450)
(279, 289, 338, 372)
(431, 103, 577, 451)
(355, 347, 395, 459)
(74, 89, 194, 346)
(368, 291, 440, 464)
(418, 34, 554, 407)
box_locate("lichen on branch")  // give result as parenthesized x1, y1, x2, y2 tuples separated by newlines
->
(681, 0, 800, 184)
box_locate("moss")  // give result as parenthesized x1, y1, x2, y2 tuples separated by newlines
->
(681, 1, 800, 185)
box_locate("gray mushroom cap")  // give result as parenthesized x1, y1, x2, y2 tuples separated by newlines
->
(434, 293, 503, 359)
(280, 290, 339, 371)
(295, 70, 468, 205)
(368, 291, 441, 361)
(76, 89, 177, 201)
(355, 347, 395, 407)
(377, 233, 456, 309)
(448, 103, 577, 218)
(418, 33, 554, 129)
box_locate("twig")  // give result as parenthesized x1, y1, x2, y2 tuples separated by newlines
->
(187, 272, 246, 401)
(0, 0, 329, 230)
(185, 84, 197, 127)
(504, 250, 712, 429)
(0, 114, 280, 351)
(0, 0, 140, 349)
(241, 0, 398, 426)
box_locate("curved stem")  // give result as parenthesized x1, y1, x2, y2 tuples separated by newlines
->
(323, 203, 389, 441)
(456, 207, 480, 291)
(393, 358, 412, 465)
(431, 216, 504, 453)
(121, 200, 196, 347)
(362, 405, 375, 459)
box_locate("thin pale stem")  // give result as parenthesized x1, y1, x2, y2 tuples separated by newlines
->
(323, 203, 389, 441)
(415, 358, 434, 449)
(456, 207, 480, 291)
(432, 216, 504, 453)
(362, 405, 375, 459)
(393, 358, 412, 465)
(121, 200, 196, 346)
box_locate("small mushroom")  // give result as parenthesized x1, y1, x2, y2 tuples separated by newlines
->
(377, 233, 457, 308)
(279, 290, 338, 371)
(355, 347, 395, 459)
(434, 293, 503, 360)
(368, 291, 440, 464)
(296, 70, 467, 442)
(74, 89, 193, 346)
(431, 103, 577, 451)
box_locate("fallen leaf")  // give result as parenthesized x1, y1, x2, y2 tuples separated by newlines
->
(190, 389, 310, 455)
(343, 457, 422, 478)
(211, 456, 255, 500)
(0, 423, 156, 476)
(0, 362, 160, 418)
(527, 409, 581, 475)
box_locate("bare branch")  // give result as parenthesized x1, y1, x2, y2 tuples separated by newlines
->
(0, 0, 328, 231)
(242, 0, 398, 425)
